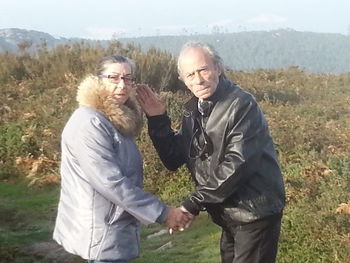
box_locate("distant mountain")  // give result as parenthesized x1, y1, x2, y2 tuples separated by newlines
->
(0, 28, 69, 53)
(1, 28, 350, 74)
(119, 30, 350, 74)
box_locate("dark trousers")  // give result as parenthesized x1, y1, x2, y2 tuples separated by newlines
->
(87, 260, 129, 263)
(220, 214, 282, 263)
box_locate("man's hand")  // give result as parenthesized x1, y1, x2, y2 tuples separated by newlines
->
(166, 207, 195, 234)
(136, 84, 167, 116)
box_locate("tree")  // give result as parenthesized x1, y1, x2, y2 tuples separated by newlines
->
(17, 40, 33, 53)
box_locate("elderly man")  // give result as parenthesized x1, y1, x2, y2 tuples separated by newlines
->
(137, 42, 285, 263)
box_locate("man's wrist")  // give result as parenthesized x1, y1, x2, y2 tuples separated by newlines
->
(182, 199, 200, 216)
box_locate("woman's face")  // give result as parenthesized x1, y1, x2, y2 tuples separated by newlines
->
(101, 62, 134, 104)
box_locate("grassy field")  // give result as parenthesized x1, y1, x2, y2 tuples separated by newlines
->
(135, 214, 222, 263)
(0, 178, 349, 263)
(0, 43, 350, 262)
(0, 182, 59, 262)
(0, 181, 223, 263)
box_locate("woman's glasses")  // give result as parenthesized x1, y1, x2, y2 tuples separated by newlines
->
(189, 119, 213, 159)
(99, 74, 136, 85)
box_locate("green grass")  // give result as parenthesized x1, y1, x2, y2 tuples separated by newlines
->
(0, 181, 59, 261)
(0, 181, 222, 263)
(135, 214, 221, 263)
(1, 178, 349, 263)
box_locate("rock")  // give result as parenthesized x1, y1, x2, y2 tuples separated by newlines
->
(146, 229, 168, 239)
(156, 241, 173, 251)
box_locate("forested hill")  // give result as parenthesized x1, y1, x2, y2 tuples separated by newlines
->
(1, 28, 350, 74)
(119, 29, 350, 74)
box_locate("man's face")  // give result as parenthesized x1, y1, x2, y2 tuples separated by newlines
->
(179, 48, 221, 99)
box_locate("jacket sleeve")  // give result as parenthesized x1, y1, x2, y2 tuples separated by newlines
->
(74, 117, 168, 225)
(147, 114, 186, 171)
(183, 97, 273, 215)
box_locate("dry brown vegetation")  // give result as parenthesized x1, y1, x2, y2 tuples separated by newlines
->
(0, 41, 349, 262)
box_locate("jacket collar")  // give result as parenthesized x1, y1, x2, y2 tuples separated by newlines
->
(76, 75, 142, 137)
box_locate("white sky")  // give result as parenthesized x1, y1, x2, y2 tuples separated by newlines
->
(0, 0, 349, 39)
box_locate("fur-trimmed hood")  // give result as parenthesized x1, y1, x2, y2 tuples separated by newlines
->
(76, 75, 143, 137)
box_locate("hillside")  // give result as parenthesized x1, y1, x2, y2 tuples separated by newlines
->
(1, 28, 350, 74)
(0, 28, 66, 53)
(120, 29, 350, 74)
(0, 41, 349, 262)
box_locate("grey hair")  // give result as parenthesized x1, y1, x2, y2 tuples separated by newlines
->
(96, 55, 136, 76)
(177, 41, 225, 78)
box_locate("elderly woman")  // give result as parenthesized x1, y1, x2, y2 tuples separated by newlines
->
(53, 55, 191, 263)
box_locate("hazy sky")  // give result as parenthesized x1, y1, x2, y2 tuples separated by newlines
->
(1, 0, 349, 39)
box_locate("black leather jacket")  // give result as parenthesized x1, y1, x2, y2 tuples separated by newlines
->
(147, 77, 285, 225)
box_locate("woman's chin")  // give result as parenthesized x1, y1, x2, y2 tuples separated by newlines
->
(114, 95, 128, 104)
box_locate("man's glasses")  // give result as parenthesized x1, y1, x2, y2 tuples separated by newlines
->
(99, 74, 136, 85)
(189, 119, 213, 160)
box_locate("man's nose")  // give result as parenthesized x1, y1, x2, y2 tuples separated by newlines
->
(193, 72, 204, 84)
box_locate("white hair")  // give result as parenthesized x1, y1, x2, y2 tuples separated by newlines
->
(177, 41, 225, 78)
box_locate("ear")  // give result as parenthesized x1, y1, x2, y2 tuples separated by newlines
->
(216, 64, 222, 75)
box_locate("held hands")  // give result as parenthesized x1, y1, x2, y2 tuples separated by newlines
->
(166, 206, 195, 234)
(136, 84, 167, 116)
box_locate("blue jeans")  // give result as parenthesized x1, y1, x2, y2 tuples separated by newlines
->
(87, 260, 129, 263)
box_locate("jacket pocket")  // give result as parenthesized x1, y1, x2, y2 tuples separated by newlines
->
(194, 158, 211, 185)
(96, 221, 140, 260)
(106, 204, 124, 225)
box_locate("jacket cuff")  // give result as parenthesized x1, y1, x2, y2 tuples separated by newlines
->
(156, 206, 169, 223)
(182, 197, 200, 216)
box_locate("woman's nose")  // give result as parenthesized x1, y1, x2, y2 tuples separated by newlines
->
(117, 79, 126, 89)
